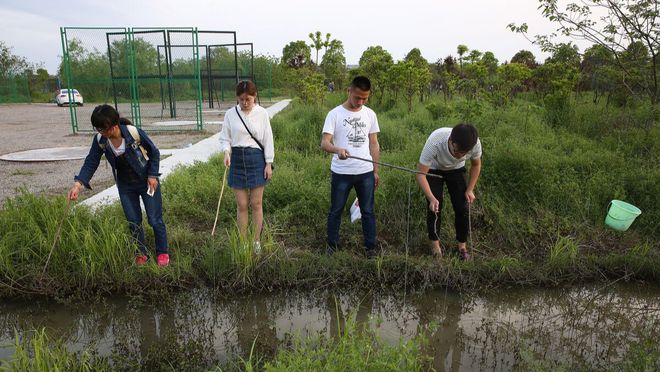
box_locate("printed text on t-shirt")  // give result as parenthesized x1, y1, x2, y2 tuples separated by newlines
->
(342, 117, 367, 147)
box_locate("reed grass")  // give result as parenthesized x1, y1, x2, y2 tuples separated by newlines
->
(0, 329, 108, 371)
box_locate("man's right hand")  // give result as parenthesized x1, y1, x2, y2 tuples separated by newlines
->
(68, 182, 82, 201)
(337, 148, 350, 160)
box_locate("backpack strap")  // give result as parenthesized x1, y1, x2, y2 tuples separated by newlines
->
(126, 125, 149, 161)
(126, 125, 141, 144)
(96, 133, 106, 150)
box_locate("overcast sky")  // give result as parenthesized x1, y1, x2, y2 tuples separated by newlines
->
(1, 0, 571, 74)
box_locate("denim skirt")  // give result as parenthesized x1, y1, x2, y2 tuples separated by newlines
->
(228, 147, 267, 189)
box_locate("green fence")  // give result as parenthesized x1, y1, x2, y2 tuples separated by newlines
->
(60, 27, 273, 134)
(0, 75, 31, 103)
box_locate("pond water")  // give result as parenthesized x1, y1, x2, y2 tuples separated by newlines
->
(1, 283, 658, 370)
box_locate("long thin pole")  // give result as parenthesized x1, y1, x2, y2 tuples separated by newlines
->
(211, 166, 228, 236)
(347, 155, 443, 179)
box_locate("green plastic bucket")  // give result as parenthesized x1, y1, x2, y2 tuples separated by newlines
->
(604, 200, 642, 231)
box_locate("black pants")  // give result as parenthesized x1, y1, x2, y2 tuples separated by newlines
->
(426, 167, 468, 243)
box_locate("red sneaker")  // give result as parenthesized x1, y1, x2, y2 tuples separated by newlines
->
(156, 253, 169, 267)
(135, 255, 148, 266)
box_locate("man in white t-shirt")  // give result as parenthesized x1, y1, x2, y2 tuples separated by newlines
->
(321, 76, 381, 258)
(416, 124, 482, 260)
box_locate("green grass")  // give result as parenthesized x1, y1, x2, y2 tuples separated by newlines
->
(262, 317, 432, 371)
(9, 170, 35, 177)
(0, 94, 657, 297)
(0, 329, 109, 371)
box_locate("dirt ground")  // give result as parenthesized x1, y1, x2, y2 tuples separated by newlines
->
(0, 102, 257, 205)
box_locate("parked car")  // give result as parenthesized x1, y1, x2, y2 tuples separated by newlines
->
(55, 89, 84, 106)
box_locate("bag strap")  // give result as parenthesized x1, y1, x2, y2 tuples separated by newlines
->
(96, 133, 106, 150)
(126, 125, 140, 144)
(235, 106, 264, 151)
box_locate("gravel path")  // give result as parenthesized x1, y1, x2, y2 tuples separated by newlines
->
(0, 102, 266, 205)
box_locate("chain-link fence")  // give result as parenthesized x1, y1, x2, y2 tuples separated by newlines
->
(0, 75, 31, 103)
(60, 27, 271, 134)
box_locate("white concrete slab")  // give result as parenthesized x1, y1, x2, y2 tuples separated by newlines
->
(150, 120, 197, 126)
(0, 147, 89, 162)
(81, 99, 291, 210)
(150, 120, 224, 126)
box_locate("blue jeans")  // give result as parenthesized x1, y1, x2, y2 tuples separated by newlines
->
(118, 180, 168, 256)
(327, 171, 376, 251)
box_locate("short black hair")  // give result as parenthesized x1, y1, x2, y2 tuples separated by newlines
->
(450, 123, 478, 152)
(350, 76, 371, 91)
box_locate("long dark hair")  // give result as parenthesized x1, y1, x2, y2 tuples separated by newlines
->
(91, 104, 132, 131)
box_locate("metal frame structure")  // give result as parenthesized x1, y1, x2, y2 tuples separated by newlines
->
(60, 27, 248, 133)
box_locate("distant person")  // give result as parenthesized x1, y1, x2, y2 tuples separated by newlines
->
(68, 104, 169, 267)
(321, 76, 381, 258)
(219, 80, 274, 251)
(416, 123, 482, 260)
(328, 81, 335, 92)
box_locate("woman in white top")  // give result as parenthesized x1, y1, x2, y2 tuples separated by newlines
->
(219, 80, 274, 248)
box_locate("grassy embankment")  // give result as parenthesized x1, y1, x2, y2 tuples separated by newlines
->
(0, 93, 657, 297)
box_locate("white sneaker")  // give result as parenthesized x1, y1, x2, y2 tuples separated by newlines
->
(254, 241, 261, 254)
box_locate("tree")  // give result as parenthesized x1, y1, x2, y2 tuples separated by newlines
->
(460, 63, 487, 99)
(309, 31, 331, 66)
(0, 41, 30, 77)
(321, 40, 346, 89)
(467, 49, 482, 64)
(109, 37, 158, 77)
(456, 44, 469, 67)
(618, 41, 652, 102)
(385, 62, 406, 101)
(358, 46, 393, 103)
(532, 61, 579, 95)
(546, 43, 580, 68)
(511, 50, 538, 69)
(431, 56, 459, 101)
(480, 51, 499, 77)
(581, 44, 616, 103)
(404, 48, 431, 102)
(386, 60, 430, 112)
(296, 68, 326, 104)
(509, 0, 659, 104)
(25, 67, 55, 102)
(497, 63, 532, 99)
(282, 41, 311, 68)
(58, 38, 110, 102)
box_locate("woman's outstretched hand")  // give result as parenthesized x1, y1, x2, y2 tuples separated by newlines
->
(68, 182, 82, 201)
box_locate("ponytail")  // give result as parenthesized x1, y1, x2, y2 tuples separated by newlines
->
(119, 117, 133, 126)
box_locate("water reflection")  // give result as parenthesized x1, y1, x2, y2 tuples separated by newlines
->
(0, 284, 658, 370)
